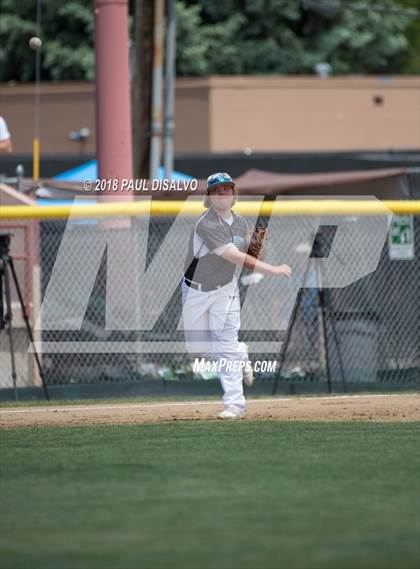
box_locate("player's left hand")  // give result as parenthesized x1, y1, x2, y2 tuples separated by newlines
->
(271, 264, 292, 278)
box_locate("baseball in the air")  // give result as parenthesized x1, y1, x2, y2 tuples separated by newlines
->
(29, 37, 42, 50)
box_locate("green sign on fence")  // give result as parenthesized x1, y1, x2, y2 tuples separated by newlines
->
(388, 215, 415, 260)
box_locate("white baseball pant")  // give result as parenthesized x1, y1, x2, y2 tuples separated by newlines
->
(181, 278, 248, 412)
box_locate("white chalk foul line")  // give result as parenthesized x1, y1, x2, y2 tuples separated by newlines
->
(0, 393, 417, 416)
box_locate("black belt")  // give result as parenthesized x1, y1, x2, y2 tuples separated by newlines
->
(184, 277, 231, 292)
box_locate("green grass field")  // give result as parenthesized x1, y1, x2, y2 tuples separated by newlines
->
(1, 422, 419, 569)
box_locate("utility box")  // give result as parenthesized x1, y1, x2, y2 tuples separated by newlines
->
(329, 311, 379, 384)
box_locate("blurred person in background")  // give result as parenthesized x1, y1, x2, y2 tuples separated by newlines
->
(0, 115, 12, 154)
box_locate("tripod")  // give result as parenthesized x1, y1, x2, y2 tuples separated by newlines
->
(0, 234, 49, 401)
(272, 230, 347, 395)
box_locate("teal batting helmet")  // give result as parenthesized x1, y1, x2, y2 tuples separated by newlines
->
(206, 172, 235, 190)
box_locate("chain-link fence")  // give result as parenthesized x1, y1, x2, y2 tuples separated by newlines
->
(1, 180, 419, 394)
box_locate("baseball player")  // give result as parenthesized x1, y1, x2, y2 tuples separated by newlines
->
(182, 172, 292, 419)
(0, 116, 12, 154)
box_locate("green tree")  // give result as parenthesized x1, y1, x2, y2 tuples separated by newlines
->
(176, 0, 418, 75)
(395, 0, 420, 72)
(0, 0, 418, 82)
(0, 0, 95, 82)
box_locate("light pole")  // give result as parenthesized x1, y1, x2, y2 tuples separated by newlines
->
(163, 0, 176, 180)
(149, 0, 164, 181)
(93, 0, 133, 192)
(29, 1, 42, 182)
(33, 44, 41, 181)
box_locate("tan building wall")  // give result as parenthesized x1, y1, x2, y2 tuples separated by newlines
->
(0, 83, 96, 155)
(209, 76, 420, 152)
(175, 80, 210, 152)
(0, 76, 419, 155)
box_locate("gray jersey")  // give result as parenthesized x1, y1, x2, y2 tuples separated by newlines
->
(184, 206, 249, 288)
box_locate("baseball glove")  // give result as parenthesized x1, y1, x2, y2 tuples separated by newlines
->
(246, 226, 268, 260)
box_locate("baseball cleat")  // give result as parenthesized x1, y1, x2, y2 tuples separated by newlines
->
(218, 406, 246, 420)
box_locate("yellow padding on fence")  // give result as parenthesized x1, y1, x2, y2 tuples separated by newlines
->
(0, 200, 419, 219)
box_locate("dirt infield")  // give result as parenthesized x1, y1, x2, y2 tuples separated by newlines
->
(0, 394, 418, 428)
